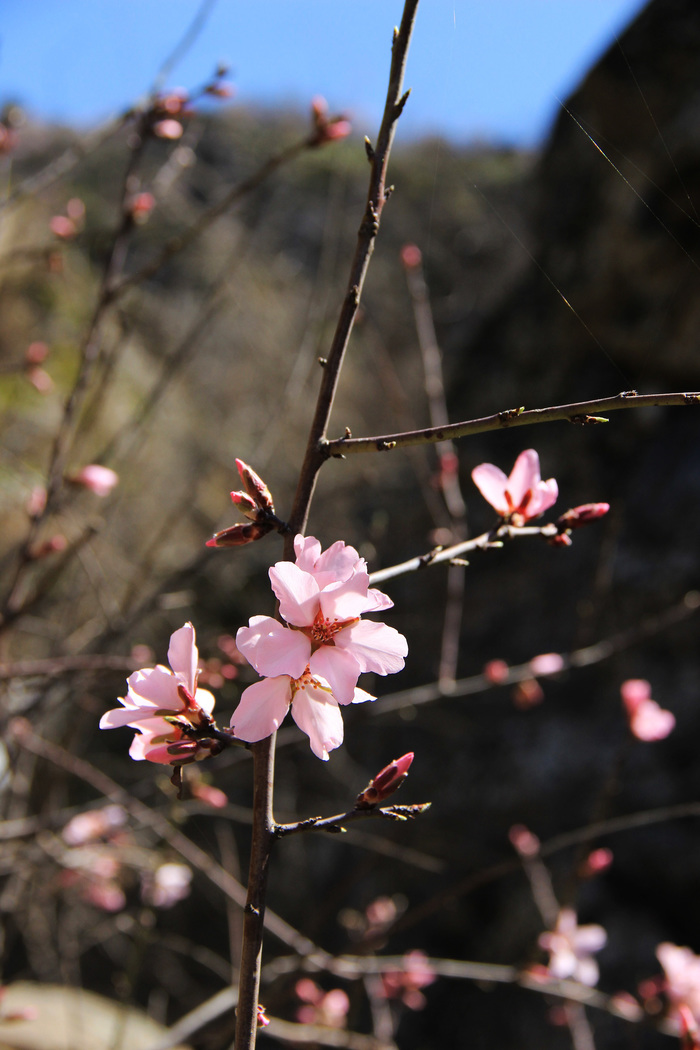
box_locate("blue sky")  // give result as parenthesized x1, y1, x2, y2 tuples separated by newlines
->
(2, 0, 647, 146)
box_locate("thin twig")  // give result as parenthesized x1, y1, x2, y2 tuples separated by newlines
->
(322, 390, 700, 457)
(274, 803, 431, 838)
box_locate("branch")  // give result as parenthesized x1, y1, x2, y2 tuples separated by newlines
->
(274, 802, 431, 838)
(322, 390, 700, 456)
(287, 1, 420, 538)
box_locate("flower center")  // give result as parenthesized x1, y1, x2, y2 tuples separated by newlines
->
(307, 610, 358, 648)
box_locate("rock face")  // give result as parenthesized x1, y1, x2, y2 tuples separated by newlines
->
(439, 3, 700, 1044)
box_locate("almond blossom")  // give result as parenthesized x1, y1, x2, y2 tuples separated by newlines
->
(100, 623, 217, 765)
(471, 449, 558, 525)
(232, 537, 407, 758)
(621, 678, 675, 741)
(538, 907, 607, 986)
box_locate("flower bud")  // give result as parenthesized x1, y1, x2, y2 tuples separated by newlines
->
(483, 659, 509, 684)
(230, 490, 262, 521)
(400, 243, 422, 270)
(557, 503, 610, 530)
(235, 459, 274, 513)
(70, 464, 119, 497)
(355, 752, 414, 808)
(508, 823, 540, 857)
(206, 521, 273, 548)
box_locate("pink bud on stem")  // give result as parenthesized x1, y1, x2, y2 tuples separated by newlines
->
(355, 752, 414, 808)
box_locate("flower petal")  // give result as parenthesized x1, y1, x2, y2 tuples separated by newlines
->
(236, 615, 310, 678)
(336, 619, 408, 675)
(291, 682, 344, 760)
(167, 622, 198, 694)
(269, 563, 320, 626)
(471, 463, 509, 515)
(230, 677, 292, 742)
(526, 478, 558, 518)
(126, 664, 180, 710)
(294, 534, 322, 572)
(351, 686, 376, 705)
(508, 450, 541, 507)
(319, 569, 374, 620)
(309, 645, 362, 705)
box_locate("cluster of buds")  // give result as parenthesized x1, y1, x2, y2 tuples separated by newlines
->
(206, 459, 288, 548)
(549, 502, 610, 547)
(149, 89, 190, 140)
(355, 752, 413, 809)
(310, 96, 351, 146)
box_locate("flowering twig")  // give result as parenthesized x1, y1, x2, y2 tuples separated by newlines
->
(233, 8, 419, 1050)
(275, 803, 431, 838)
(322, 390, 700, 457)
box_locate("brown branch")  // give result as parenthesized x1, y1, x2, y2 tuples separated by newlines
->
(274, 803, 431, 838)
(287, 2, 420, 538)
(322, 390, 700, 456)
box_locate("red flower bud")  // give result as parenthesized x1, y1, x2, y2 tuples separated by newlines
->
(206, 522, 272, 548)
(557, 503, 610, 529)
(235, 459, 274, 513)
(355, 752, 414, 808)
(400, 244, 422, 270)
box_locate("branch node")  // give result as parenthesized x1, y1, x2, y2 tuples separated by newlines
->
(395, 88, 412, 117)
(364, 136, 375, 162)
(384, 185, 394, 201)
(569, 414, 609, 425)
(498, 406, 525, 425)
(620, 389, 638, 398)
(376, 439, 397, 451)
(318, 357, 327, 367)
(684, 393, 700, 404)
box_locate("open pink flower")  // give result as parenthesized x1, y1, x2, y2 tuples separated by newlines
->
(538, 907, 607, 986)
(231, 669, 374, 761)
(100, 623, 216, 765)
(472, 449, 558, 525)
(621, 679, 675, 741)
(236, 536, 406, 708)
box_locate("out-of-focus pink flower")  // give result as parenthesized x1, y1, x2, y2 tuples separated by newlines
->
(70, 464, 119, 497)
(157, 90, 188, 116)
(356, 752, 413, 808)
(205, 82, 235, 99)
(100, 623, 217, 765)
(379, 951, 437, 1010)
(483, 659, 509, 684)
(472, 449, 558, 525)
(50, 215, 77, 239)
(400, 243, 422, 270)
(579, 847, 613, 879)
(512, 678, 544, 709)
(310, 96, 351, 145)
(62, 805, 126, 846)
(26, 486, 47, 518)
(128, 191, 155, 223)
(539, 907, 607, 986)
(295, 979, 350, 1028)
(153, 119, 183, 140)
(529, 653, 565, 676)
(365, 896, 399, 934)
(25, 341, 49, 365)
(657, 942, 700, 1028)
(29, 534, 66, 559)
(189, 780, 228, 809)
(621, 679, 675, 741)
(680, 1003, 700, 1049)
(508, 823, 540, 858)
(142, 862, 192, 908)
(26, 366, 53, 392)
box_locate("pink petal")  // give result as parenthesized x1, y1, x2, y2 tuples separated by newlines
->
(574, 924, 607, 954)
(526, 478, 558, 518)
(230, 677, 292, 742)
(364, 587, 394, 612)
(236, 615, 310, 678)
(319, 570, 374, 620)
(508, 450, 541, 507)
(291, 682, 344, 760)
(167, 622, 198, 694)
(309, 645, 362, 705)
(336, 619, 408, 675)
(471, 463, 509, 514)
(351, 686, 376, 705)
(313, 539, 362, 581)
(100, 701, 150, 729)
(127, 664, 180, 709)
(193, 686, 216, 717)
(620, 678, 652, 709)
(269, 562, 320, 626)
(294, 534, 322, 572)
(631, 700, 675, 741)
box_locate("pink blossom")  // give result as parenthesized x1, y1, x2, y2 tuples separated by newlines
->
(379, 951, 437, 1010)
(62, 805, 126, 846)
(231, 670, 374, 761)
(621, 679, 675, 741)
(100, 623, 217, 765)
(538, 907, 607, 986)
(529, 652, 565, 676)
(472, 449, 558, 525)
(295, 979, 350, 1028)
(71, 464, 119, 497)
(657, 942, 700, 1027)
(142, 862, 192, 908)
(237, 536, 406, 705)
